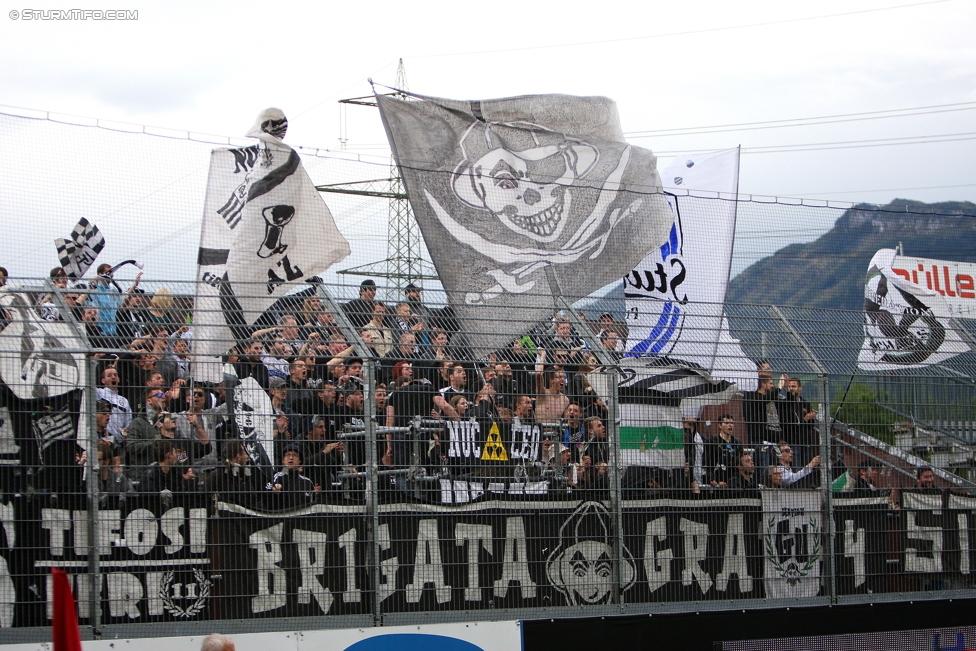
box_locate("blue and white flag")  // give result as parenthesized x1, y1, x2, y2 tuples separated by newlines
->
(623, 148, 756, 390)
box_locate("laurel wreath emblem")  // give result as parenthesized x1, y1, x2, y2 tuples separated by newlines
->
(765, 516, 821, 587)
(158, 568, 211, 618)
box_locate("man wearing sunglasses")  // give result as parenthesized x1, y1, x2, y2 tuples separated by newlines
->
(124, 387, 171, 481)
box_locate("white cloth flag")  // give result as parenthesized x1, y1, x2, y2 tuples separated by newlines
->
(192, 109, 350, 383)
(55, 217, 105, 279)
(624, 148, 756, 390)
(859, 248, 969, 370)
(762, 490, 822, 599)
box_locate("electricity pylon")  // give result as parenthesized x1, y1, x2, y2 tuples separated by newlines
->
(320, 59, 437, 292)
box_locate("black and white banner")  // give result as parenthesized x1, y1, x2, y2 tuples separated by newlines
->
(762, 490, 822, 598)
(55, 217, 105, 279)
(6, 493, 210, 627)
(860, 248, 969, 370)
(0, 291, 88, 485)
(192, 108, 350, 383)
(0, 494, 910, 626)
(902, 491, 976, 577)
(377, 91, 673, 356)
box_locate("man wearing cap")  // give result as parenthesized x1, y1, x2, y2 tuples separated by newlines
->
(206, 440, 265, 509)
(547, 442, 579, 490)
(404, 282, 433, 322)
(266, 444, 316, 509)
(342, 279, 377, 329)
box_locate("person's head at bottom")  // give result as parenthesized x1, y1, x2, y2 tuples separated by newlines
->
(201, 634, 234, 651)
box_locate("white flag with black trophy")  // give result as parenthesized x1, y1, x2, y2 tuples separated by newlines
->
(762, 490, 822, 598)
(859, 248, 969, 370)
(624, 148, 756, 390)
(376, 91, 673, 355)
(192, 108, 351, 383)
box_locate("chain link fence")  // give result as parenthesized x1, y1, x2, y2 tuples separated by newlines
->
(0, 277, 974, 642)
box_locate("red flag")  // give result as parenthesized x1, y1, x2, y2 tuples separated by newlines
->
(51, 568, 82, 651)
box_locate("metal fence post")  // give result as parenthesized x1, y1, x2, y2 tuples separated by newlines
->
(84, 353, 102, 637)
(314, 285, 383, 626)
(558, 299, 624, 608)
(45, 278, 104, 636)
(819, 373, 837, 604)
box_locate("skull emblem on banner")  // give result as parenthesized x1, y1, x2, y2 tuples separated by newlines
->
(452, 122, 598, 243)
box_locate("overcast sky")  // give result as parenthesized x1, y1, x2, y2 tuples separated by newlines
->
(0, 0, 974, 284)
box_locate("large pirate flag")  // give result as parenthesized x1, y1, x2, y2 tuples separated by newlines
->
(859, 248, 969, 370)
(192, 108, 350, 383)
(55, 217, 105, 279)
(377, 92, 672, 355)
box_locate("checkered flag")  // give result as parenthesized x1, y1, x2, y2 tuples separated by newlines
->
(55, 217, 105, 278)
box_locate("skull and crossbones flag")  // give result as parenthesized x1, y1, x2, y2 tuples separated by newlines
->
(377, 91, 672, 355)
(192, 108, 351, 383)
(859, 248, 969, 370)
(54, 217, 105, 279)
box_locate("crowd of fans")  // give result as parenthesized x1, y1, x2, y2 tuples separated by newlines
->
(0, 265, 936, 511)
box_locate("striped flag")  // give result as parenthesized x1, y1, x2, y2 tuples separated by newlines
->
(55, 217, 105, 279)
(590, 356, 738, 468)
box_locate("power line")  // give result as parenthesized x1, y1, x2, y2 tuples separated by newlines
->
(408, 0, 952, 59)
(654, 131, 976, 156)
(624, 101, 976, 138)
(777, 183, 976, 197)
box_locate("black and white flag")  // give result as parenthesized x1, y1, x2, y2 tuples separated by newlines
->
(859, 248, 969, 370)
(192, 108, 350, 383)
(54, 217, 105, 279)
(762, 490, 822, 599)
(377, 92, 672, 355)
